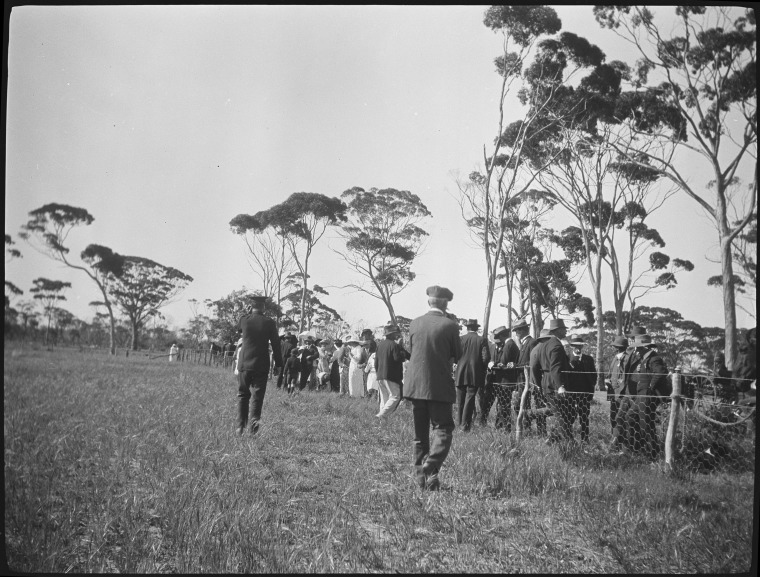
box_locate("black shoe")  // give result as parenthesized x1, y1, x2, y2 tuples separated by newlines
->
(250, 422, 260, 435)
(425, 473, 440, 491)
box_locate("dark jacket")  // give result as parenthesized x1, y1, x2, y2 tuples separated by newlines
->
(237, 312, 282, 376)
(536, 336, 570, 395)
(516, 335, 538, 385)
(284, 356, 301, 379)
(567, 352, 597, 393)
(490, 338, 520, 385)
(403, 309, 462, 402)
(628, 348, 670, 397)
(455, 331, 491, 387)
(298, 344, 319, 373)
(375, 338, 409, 384)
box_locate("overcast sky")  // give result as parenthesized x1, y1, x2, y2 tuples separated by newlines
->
(5, 5, 755, 335)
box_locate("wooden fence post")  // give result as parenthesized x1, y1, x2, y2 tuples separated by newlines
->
(515, 366, 530, 442)
(665, 368, 682, 469)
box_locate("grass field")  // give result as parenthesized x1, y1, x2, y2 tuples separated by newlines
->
(4, 345, 757, 573)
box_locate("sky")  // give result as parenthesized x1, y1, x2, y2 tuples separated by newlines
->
(4, 5, 756, 336)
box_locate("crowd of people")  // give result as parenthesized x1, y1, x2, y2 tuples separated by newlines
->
(229, 289, 755, 491)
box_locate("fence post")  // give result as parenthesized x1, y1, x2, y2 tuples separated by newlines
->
(515, 366, 530, 442)
(665, 368, 682, 469)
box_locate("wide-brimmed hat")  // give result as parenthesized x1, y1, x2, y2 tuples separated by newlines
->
(360, 328, 374, 338)
(611, 336, 629, 349)
(567, 335, 585, 346)
(547, 318, 566, 330)
(383, 324, 401, 336)
(511, 319, 530, 331)
(345, 337, 360, 346)
(536, 328, 552, 341)
(626, 325, 647, 337)
(426, 285, 454, 300)
(492, 325, 509, 338)
(633, 334, 656, 347)
(298, 330, 316, 340)
(465, 318, 481, 329)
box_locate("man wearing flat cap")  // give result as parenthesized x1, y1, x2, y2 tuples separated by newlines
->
(454, 319, 491, 431)
(536, 318, 573, 443)
(236, 295, 283, 435)
(404, 285, 462, 490)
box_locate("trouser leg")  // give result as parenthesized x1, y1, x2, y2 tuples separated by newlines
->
(456, 386, 466, 426)
(377, 380, 401, 417)
(378, 379, 389, 410)
(532, 386, 547, 436)
(339, 367, 349, 395)
(299, 368, 309, 391)
(478, 381, 495, 426)
(236, 372, 252, 433)
(419, 400, 455, 473)
(578, 392, 592, 442)
(462, 386, 477, 431)
(609, 397, 620, 435)
(615, 396, 632, 447)
(412, 400, 431, 473)
(494, 385, 515, 432)
(643, 397, 660, 460)
(249, 374, 268, 432)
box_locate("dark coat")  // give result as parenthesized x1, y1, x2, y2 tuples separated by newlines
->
(455, 331, 491, 388)
(283, 356, 301, 379)
(628, 348, 670, 397)
(567, 352, 597, 393)
(403, 309, 462, 402)
(375, 338, 409, 384)
(536, 335, 570, 394)
(237, 312, 282, 376)
(529, 340, 545, 390)
(489, 338, 520, 385)
(516, 335, 538, 384)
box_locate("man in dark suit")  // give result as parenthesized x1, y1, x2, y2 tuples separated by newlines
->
(607, 335, 629, 449)
(375, 324, 410, 417)
(511, 319, 537, 430)
(236, 295, 283, 435)
(479, 325, 511, 428)
(492, 326, 520, 432)
(455, 318, 491, 431)
(277, 333, 295, 389)
(528, 328, 553, 436)
(404, 285, 462, 491)
(536, 318, 572, 443)
(624, 334, 670, 460)
(565, 334, 597, 443)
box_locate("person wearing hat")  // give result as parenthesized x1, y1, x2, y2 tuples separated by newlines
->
(607, 335, 629, 448)
(479, 325, 510, 428)
(329, 338, 344, 393)
(334, 335, 354, 395)
(235, 295, 283, 435)
(621, 334, 670, 460)
(347, 336, 368, 398)
(565, 335, 597, 444)
(277, 332, 296, 390)
(535, 318, 573, 443)
(511, 319, 538, 431)
(375, 324, 410, 418)
(454, 319, 491, 431)
(485, 324, 521, 432)
(528, 328, 554, 436)
(404, 285, 463, 490)
(297, 333, 319, 392)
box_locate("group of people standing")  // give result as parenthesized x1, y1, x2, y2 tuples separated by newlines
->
(231, 287, 675, 492)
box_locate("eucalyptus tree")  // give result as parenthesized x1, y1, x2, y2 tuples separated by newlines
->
(594, 6, 757, 369)
(233, 193, 346, 333)
(336, 186, 430, 327)
(19, 204, 125, 354)
(229, 212, 297, 321)
(458, 6, 611, 335)
(29, 277, 71, 344)
(107, 256, 193, 350)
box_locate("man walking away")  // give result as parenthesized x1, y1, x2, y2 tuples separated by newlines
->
(404, 285, 462, 491)
(236, 295, 283, 435)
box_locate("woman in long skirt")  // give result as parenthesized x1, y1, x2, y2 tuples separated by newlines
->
(347, 339, 367, 397)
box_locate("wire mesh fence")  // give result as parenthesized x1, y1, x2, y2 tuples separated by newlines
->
(472, 372, 756, 476)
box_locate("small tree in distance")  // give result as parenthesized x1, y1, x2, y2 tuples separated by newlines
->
(29, 277, 71, 344)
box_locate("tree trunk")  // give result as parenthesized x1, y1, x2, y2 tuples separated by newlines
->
(720, 233, 738, 370)
(107, 307, 117, 355)
(299, 253, 310, 334)
(482, 270, 496, 337)
(594, 257, 605, 390)
(130, 318, 139, 351)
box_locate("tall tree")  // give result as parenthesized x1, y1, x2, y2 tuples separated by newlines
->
(594, 6, 757, 369)
(19, 204, 126, 354)
(252, 193, 346, 332)
(229, 212, 297, 321)
(29, 277, 71, 344)
(280, 276, 342, 333)
(459, 6, 611, 335)
(107, 256, 193, 350)
(336, 186, 431, 326)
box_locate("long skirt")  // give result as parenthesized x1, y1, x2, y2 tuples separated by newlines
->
(349, 362, 364, 397)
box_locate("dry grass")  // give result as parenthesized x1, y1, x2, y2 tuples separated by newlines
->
(4, 345, 756, 573)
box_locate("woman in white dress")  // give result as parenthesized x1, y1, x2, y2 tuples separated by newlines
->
(347, 338, 367, 397)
